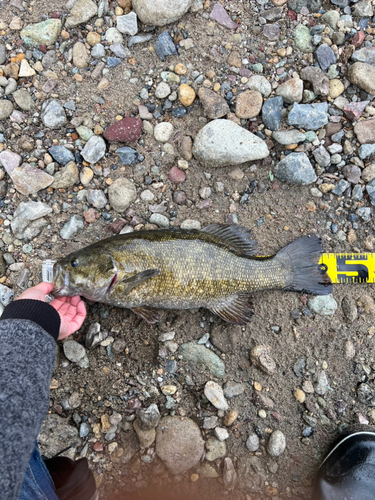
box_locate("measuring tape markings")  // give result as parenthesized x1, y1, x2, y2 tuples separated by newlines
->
(319, 253, 375, 284)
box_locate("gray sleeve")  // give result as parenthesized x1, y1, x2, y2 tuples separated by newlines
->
(0, 319, 56, 500)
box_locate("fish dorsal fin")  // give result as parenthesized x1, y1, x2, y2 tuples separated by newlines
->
(121, 269, 160, 291)
(209, 293, 253, 325)
(202, 224, 257, 256)
(131, 307, 160, 324)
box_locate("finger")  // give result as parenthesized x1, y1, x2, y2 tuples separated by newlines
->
(70, 296, 82, 307)
(33, 282, 55, 295)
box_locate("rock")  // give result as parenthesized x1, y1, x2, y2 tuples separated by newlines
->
(342, 165, 361, 184)
(66, 0, 98, 28)
(133, 418, 155, 448)
(215, 427, 229, 442)
(348, 63, 375, 96)
(210, 3, 237, 29)
(315, 44, 336, 72)
(210, 324, 238, 353)
(149, 213, 169, 227)
(13, 89, 34, 111)
(247, 75, 272, 97)
(359, 144, 375, 159)
(275, 152, 317, 185)
(246, 433, 260, 452)
(288, 0, 321, 12)
(204, 381, 229, 411)
(116, 147, 143, 165)
(11, 201, 52, 239)
(295, 25, 313, 53)
(11, 164, 54, 195)
(354, 119, 375, 144)
(362, 165, 375, 183)
(105, 28, 123, 44)
(0, 284, 14, 306)
(49, 146, 75, 166)
(235, 90, 263, 119)
(250, 345, 276, 375)
(0, 151, 21, 176)
(51, 161, 79, 189)
(308, 294, 338, 316)
(322, 10, 340, 29)
(293, 388, 306, 403)
(342, 296, 358, 322)
(352, 47, 375, 65)
(329, 79, 345, 99)
(224, 381, 245, 399)
(272, 130, 306, 145)
(76, 126, 94, 142)
(344, 340, 355, 360)
(81, 136, 106, 164)
(287, 102, 328, 130)
(344, 101, 369, 121)
(205, 436, 226, 461)
(263, 24, 280, 41)
(87, 189, 107, 209)
(267, 430, 286, 457)
(301, 66, 330, 96)
(313, 146, 330, 167)
(41, 99, 67, 129)
(63, 340, 86, 363)
(358, 295, 375, 315)
(154, 122, 174, 143)
(276, 77, 303, 103)
(39, 414, 80, 460)
(155, 416, 204, 474)
(60, 215, 85, 240)
(0, 101, 14, 120)
(104, 117, 142, 143)
(357, 383, 375, 406)
(0, 45, 6, 65)
(73, 42, 88, 69)
(80, 167, 93, 186)
(315, 370, 329, 395)
(108, 177, 136, 212)
(137, 404, 160, 430)
(352, 0, 373, 17)
(193, 119, 269, 167)
(155, 82, 171, 99)
(132, 0, 192, 26)
(20, 19, 62, 46)
(262, 96, 283, 131)
(168, 166, 186, 183)
(180, 342, 225, 377)
(197, 88, 229, 119)
(178, 84, 195, 107)
(117, 12, 138, 35)
(153, 30, 178, 61)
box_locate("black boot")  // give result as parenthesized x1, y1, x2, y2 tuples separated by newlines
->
(314, 431, 375, 500)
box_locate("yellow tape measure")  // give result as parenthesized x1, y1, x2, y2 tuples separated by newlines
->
(319, 253, 375, 284)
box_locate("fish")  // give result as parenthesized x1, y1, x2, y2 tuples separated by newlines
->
(52, 224, 332, 325)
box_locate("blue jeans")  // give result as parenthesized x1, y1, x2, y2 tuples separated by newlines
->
(18, 442, 59, 500)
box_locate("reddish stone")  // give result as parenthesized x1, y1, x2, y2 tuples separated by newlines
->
(84, 208, 96, 223)
(197, 199, 212, 209)
(93, 442, 103, 452)
(248, 54, 256, 64)
(354, 118, 375, 144)
(287, 10, 297, 20)
(210, 3, 237, 30)
(51, 12, 61, 18)
(103, 117, 142, 143)
(310, 18, 315, 26)
(352, 31, 365, 49)
(39, 44, 47, 53)
(106, 218, 127, 233)
(168, 166, 186, 184)
(344, 100, 369, 121)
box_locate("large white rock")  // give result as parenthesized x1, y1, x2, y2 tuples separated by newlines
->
(132, 0, 192, 26)
(193, 119, 269, 167)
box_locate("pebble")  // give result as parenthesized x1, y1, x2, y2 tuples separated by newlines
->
(204, 381, 229, 411)
(20, 19, 62, 46)
(155, 82, 171, 99)
(214, 427, 229, 441)
(60, 215, 85, 240)
(267, 430, 286, 457)
(81, 136, 106, 164)
(73, 42, 88, 69)
(108, 177, 136, 212)
(308, 294, 338, 316)
(11, 201, 52, 239)
(210, 3, 237, 29)
(288, 0, 321, 12)
(272, 130, 306, 145)
(132, 0, 192, 26)
(236, 90, 263, 119)
(105, 28, 124, 44)
(205, 436, 227, 461)
(65, 0, 98, 28)
(155, 416, 204, 474)
(41, 100, 67, 129)
(223, 381, 245, 399)
(92, 43, 105, 58)
(354, 118, 375, 145)
(180, 219, 200, 229)
(133, 418, 155, 448)
(0, 101, 14, 120)
(359, 144, 375, 160)
(275, 152, 317, 185)
(154, 30, 178, 61)
(193, 119, 268, 167)
(197, 88, 229, 119)
(301, 66, 329, 96)
(246, 433, 260, 452)
(180, 342, 225, 378)
(11, 164, 54, 195)
(137, 404, 160, 430)
(293, 388, 306, 403)
(117, 12, 138, 36)
(295, 25, 313, 53)
(0, 284, 14, 306)
(178, 84, 195, 107)
(63, 339, 86, 363)
(344, 340, 356, 359)
(168, 166, 186, 183)
(13, 90, 34, 111)
(116, 146, 143, 165)
(329, 79, 345, 99)
(87, 189, 107, 209)
(287, 102, 328, 130)
(49, 146, 75, 166)
(276, 77, 303, 104)
(315, 370, 329, 396)
(104, 117, 142, 143)
(154, 122, 174, 143)
(262, 96, 283, 131)
(0, 45, 6, 65)
(348, 63, 375, 96)
(315, 44, 336, 72)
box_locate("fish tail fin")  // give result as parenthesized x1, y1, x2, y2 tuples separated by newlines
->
(276, 235, 332, 295)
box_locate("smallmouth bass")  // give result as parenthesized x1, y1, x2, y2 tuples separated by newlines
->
(52, 224, 332, 324)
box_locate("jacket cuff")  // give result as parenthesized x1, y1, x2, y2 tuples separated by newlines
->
(1, 300, 61, 341)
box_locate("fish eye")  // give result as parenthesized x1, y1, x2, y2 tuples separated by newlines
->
(71, 260, 78, 268)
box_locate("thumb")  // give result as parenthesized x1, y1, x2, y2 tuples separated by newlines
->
(33, 282, 55, 295)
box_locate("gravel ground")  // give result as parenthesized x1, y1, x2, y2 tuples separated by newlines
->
(1, 0, 375, 498)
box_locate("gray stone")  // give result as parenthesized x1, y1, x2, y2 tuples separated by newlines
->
(117, 12, 138, 35)
(13, 90, 34, 111)
(250, 345, 276, 375)
(51, 162, 79, 189)
(79, 422, 89, 438)
(315, 371, 329, 395)
(204, 381, 228, 410)
(128, 34, 153, 48)
(65, 0, 98, 28)
(315, 43, 336, 72)
(203, 416, 218, 429)
(275, 152, 317, 185)
(180, 342, 225, 377)
(224, 381, 245, 399)
(133, 418, 155, 448)
(149, 213, 169, 228)
(353, 185, 364, 201)
(205, 436, 226, 461)
(342, 296, 358, 322)
(332, 179, 350, 195)
(267, 430, 286, 457)
(155, 416, 204, 474)
(295, 25, 314, 53)
(49, 146, 75, 165)
(41, 100, 67, 129)
(308, 294, 338, 316)
(357, 206, 371, 220)
(352, 47, 375, 66)
(42, 50, 56, 69)
(110, 43, 129, 59)
(5, 79, 17, 96)
(86, 189, 107, 209)
(132, 0, 192, 26)
(352, 0, 373, 17)
(348, 63, 375, 95)
(359, 144, 375, 159)
(105, 28, 123, 45)
(300, 66, 330, 96)
(276, 77, 303, 103)
(20, 19, 62, 46)
(38, 414, 80, 460)
(287, 102, 328, 130)
(288, 0, 321, 12)
(313, 146, 330, 167)
(11, 164, 54, 195)
(262, 96, 283, 131)
(246, 433, 260, 452)
(108, 177, 137, 212)
(0, 101, 14, 120)
(0, 45, 6, 65)
(0, 284, 14, 306)
(197, 88, 230, 119)
(247, 75, 272, 97)
(366, 184, 375, 205)
(91, 43, 105, 58)
(153, 30, 178, 61)
(11, 201, 52, 239)
(137, 404, 160, 430)
(193, 119, 269, 167)
(116, 147, 144, 165)
(63, 340, 86, 363)
(322, 10, 340, 29)
(272, 130, 306, 145)
(81, 136, 106, 164)
(60, 215, 85, 240)
(357, 383, 375, 406)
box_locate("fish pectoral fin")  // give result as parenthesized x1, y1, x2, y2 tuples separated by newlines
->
(131, 307, 160, 324)
(202, 223, 258, 257)
(121, 268, 160, 291)
(209, 293, 254, 325)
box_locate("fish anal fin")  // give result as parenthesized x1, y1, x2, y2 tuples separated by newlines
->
(131, 307, 160, 324)
(202, 223, 257, 257)
(121, 268, 160, 291)
(209, 293, 254, 325)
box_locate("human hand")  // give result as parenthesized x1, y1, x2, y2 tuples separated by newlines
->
(17, 282, 86, 340)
